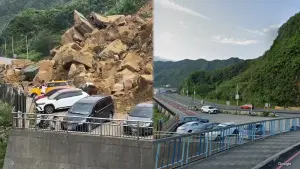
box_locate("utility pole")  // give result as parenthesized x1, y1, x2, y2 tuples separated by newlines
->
(236, 84, 239, 114)
(4, 38, 6, 58)
(25, 35, 29, 60)
(11, 37, 14, 58)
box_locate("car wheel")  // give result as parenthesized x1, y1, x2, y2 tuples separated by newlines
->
(208, 111, 211, 114)
(44, 105, 54, 114)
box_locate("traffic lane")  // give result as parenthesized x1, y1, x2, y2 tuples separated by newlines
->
(272, 151, 300, 169)
(193, 111, 272, 124)
(163, 94, 300, 113)
(160, 95, 273, 124)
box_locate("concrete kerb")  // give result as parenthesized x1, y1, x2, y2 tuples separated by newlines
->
(252, 140, 300, 169)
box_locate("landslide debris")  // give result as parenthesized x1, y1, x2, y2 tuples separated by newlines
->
(3, 1, 153, 114)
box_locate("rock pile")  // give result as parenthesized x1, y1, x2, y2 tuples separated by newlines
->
(32, 2, 153, 113)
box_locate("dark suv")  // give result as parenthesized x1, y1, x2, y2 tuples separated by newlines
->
(61, 95, 115, 132)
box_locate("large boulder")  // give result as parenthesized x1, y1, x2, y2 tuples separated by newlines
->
(98, 39, 127, 58)
(90, 12, 126, 27)
(11, 59, 33, 68)
(74, 10, 95, 35)
(33, 60, 55, 85)
(121, 52, 143, 72)
(94, 76, 115, 94)
(100, 59, 121, 79)
(68, 63, 86, 78)
(61, 27, 84, 45)
(52, 43, 93, 68)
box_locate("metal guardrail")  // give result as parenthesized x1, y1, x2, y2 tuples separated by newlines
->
(11, 112, 181, 140)
(0, 83, 27, 113)
(153, 117, 300, 169)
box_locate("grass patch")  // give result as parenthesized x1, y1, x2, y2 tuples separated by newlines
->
(0, 101, 12, 168)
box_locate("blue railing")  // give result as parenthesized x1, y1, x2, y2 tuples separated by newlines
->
(153, 117, 300, 169)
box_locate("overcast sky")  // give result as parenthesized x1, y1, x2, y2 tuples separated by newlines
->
(154, 0, 300, 61)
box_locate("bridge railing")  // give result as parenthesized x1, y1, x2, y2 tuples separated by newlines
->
(11, 112, 180, 140)
(153, 117, 300, 169)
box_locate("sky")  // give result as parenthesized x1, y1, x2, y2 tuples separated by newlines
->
(154, 0, 300, 61)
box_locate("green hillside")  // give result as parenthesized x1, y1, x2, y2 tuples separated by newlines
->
(183, 12, 300, 107)
(154, 57, 244, 87)
(0, 0, 147, 60)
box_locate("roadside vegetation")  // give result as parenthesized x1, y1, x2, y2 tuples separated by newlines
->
(0, 0, 147, 61)
(0, 101, 12, 168)
(153, 107, 169, 130)
(181, 12, 300, 107)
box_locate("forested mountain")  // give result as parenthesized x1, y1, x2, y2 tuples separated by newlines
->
(0, 0, 147, 60)
(182, 12, 300, 107)
(154, 57, 244, 87)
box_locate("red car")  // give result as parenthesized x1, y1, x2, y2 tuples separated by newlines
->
(240, 104, 254, 109)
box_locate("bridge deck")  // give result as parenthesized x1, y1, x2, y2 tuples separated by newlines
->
(181, 131, 300, 169)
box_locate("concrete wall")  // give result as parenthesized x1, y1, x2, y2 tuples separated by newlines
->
(4, 129, 154, 169)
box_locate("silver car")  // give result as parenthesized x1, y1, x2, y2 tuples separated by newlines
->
(123, 102, 153, 136)
(176, 122, 219, 134)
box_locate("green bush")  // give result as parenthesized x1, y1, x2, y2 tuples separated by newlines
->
(0, 101, 12, 168)
(262, 112, 270, 117)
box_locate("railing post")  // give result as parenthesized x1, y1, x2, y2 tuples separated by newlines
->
(185, 136, 191, 164)
(155, 143, 161, 169)
(180, 137, 186, 166)
(137, 121, 140, 140)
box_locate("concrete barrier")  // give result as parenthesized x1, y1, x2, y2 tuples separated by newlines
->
(4, 129, 154, 169)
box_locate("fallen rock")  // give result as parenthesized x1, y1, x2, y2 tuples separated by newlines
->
(98, 39, 127, 58)
(121, 52, 143, 72)
(90, 12, 126, 27)
(112, 83, 124, 93)
(144, 63, 152, 74)
(74, 10, 95, 35)
(68, 63, 86, 78)
(94, 76, 115, 94)
(52, 43, 93, 68)
(33, 60, 54, 85)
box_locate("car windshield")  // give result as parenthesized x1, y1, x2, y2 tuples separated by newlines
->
(69, 103, 94, 115)
(45, 89, 61, 96)
(129, 107, 153, 118)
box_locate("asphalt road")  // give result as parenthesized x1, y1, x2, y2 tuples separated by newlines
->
(160, 94, 273, 124)
(165, 93, 300, 114)
(271, 151, 300, 169)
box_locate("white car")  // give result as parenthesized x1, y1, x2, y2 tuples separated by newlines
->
(200, 106, 219, 114)
(205, 122, 238, 141)
(35, 88, 89, 114)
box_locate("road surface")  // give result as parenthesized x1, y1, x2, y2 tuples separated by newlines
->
(159, 94, 274, 124)
(165, 93, 300, 114)
(271, 151, 300, 169)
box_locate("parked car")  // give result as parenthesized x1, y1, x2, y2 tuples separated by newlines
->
(177, 116, 209, 127)
(61, 95, 115, 132)
(205, 122, 238, 141)
(290, 125, 300, 131)
(176, 122, 219, 134)
(35, 88, 89, 114)
(200, 106, 219, 114)
(123, 102, 153, 136)
(241, 104, 254, 109)
(34, 87, 71, 101)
